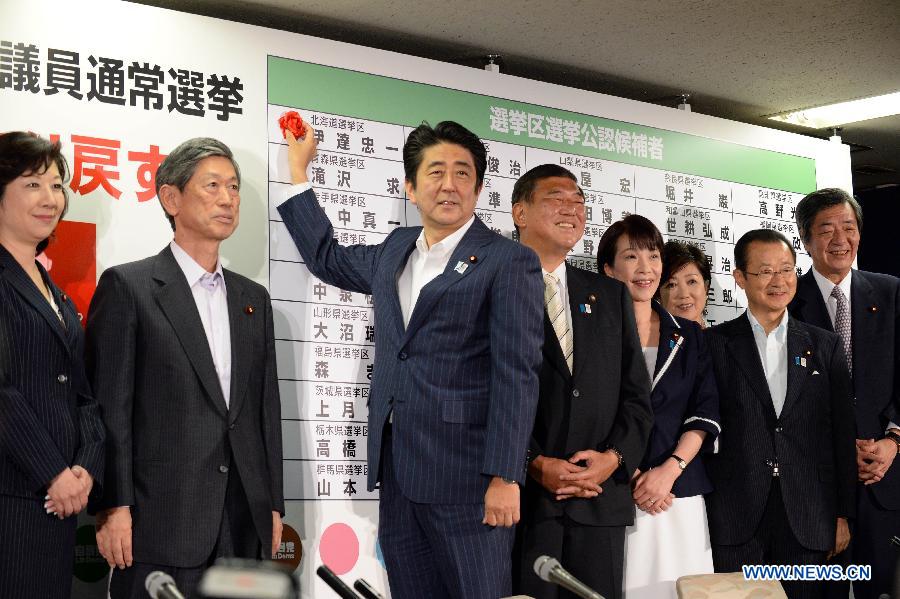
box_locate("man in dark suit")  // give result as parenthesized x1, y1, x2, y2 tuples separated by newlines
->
(86, 138, 284, 599)
(509, 164, 652, 599)
(788, 188, 900, 599)
(277, 121, 543, 598)
(705, 229, 856, 599)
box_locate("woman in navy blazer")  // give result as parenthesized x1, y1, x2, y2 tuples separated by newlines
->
(0, 133, 104, 599)
(598, 215, 720, 599)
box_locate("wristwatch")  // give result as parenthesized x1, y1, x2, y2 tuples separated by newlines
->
(670, 454, 688, 470)
(606, 445, 624, 468)
(885, 431, 900, 455)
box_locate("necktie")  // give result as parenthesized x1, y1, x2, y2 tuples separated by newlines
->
(544, 273, 573, 373)
(831, 285, 852, 376)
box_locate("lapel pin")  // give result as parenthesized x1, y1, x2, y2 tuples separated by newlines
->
(454, 261, 468, 274)
(588, 294, 597, 304)
(244, 304, 255, 315)
(795, 356, 807, 367)
(804, 349, 812, 357)
(468, 255, 478, 263)
(579, 303, 592, 314)
(870, 305, 878, 313)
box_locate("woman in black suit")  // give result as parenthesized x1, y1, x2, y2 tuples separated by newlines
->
(0, 132, 104, 598)
(597, 215, 720, 599)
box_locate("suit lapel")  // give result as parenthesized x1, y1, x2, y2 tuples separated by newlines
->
(850, 270, 875, 376)
(385, 228, 419, 340)
(401, 218, 493, 344)
(152, 247, 228, 417)
(565, 265, 592, 379)
(782, 317, 813, 417)
(224, 271, 250, 423)
(727, 313, 777, 419)
(651, 302, 683, 392)
(0, 246, 69, 353)
(793, 270, 833, 332)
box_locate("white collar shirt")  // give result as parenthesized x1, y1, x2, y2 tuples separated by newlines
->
(170, 241, 232, 407)
(397, 216, 475, 327)
(811, 267, 853, 328)
(746, 308, 789, 417)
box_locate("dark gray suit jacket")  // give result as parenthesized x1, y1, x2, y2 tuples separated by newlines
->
(789, 268, 900, 510)
(0, 244, 104, 497)
(704, 313, 856, 551)
(86, 246, 283, 567)
(523, 265, 652, 527)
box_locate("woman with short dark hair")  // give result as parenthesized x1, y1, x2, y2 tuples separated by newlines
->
(598, 215, 719, 599)
(659, 240, 712, 328)
(0, 132, 104, 598)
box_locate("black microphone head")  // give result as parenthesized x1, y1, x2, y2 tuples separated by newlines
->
(534, 555, 561, 582)
(145, 571, 176, 598)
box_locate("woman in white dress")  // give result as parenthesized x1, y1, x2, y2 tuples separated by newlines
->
(597, 215, 720, 599)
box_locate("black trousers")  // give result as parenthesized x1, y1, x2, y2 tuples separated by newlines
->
(823, 483, 900, 599)
(513, 511, 625, 599)
(108, 462, 260, 599)
(712, 481, 827, 599)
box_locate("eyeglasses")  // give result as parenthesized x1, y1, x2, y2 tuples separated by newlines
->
(744, 266, 796, 283)
(541, 197, 586, 215)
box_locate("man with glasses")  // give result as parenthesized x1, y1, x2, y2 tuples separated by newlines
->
(704, 229, 856, 599)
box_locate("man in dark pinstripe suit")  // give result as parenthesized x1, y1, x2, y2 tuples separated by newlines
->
(704, 229, 856, 599)
(86, 138, 284, 599)
(277, 121, 544, 599)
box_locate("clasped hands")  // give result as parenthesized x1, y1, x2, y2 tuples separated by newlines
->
(857, 437, 897, 485)
(44, 465, 93, 519)
(529, 449, 620, 501)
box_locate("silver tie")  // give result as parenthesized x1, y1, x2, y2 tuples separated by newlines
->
(544, 273, 573, 373)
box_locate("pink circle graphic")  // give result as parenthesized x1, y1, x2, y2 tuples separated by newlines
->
(318, 523, 360, 575)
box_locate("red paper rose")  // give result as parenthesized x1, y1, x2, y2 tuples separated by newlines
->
(278, 111, 307, 139)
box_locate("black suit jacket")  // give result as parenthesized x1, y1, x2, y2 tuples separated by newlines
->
(86, 246, 283, 567)
(523, 265, 652, 527)
(789, 268, 900, 509)
(0, 244, 104, 498)
(704, 313, 856, 551)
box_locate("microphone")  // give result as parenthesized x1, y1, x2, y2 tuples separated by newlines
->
(353, 578, 384, 599)
(534, 555, 605, 599)
(146, 571, 186, 599)
(316, 565, 362, 599)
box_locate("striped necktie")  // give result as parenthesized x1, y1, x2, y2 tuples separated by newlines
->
(831, 285, 852, 376)
(544, 272, 573, 373)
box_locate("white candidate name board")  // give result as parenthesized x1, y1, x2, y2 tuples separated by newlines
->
(266, 56, 827, 508)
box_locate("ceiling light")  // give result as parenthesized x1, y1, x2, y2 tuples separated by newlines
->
(768, 91, 900, 129)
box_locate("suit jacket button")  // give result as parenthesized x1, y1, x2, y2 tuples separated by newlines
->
(219, 465, 229, 473)
(398, 351, 408, 360)
(775, 427, 783, 433)
(572, 388, 580, 398)
(57, 374, 68, 384)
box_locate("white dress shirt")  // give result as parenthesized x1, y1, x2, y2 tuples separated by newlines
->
(746, 308, 789, 417)
(812, 267, 852, 326)
(171, 241, 232, 407)
(542, 261, 572, 333)
(398, 216, 475, 327)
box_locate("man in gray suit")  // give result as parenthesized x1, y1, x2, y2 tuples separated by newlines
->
(705, 229, 856, 599)
(86, 138, 284, 599)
